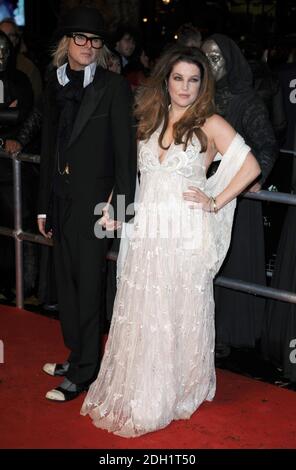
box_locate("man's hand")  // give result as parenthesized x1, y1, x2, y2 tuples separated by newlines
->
(105, 219, 122, 231)
(9, 99, 18, 108)
(5, 139, 22, 155)
(99, 213, 122, 231)
(37, 217, 52, 239)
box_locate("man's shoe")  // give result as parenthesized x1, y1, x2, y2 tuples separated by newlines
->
(45, 387, 83, 402)
(43, 361, 70, 377)
(45, 379, 89, 402)
(43, 303, 59, 312)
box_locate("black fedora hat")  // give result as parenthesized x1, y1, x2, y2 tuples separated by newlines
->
(56, 6, 106, 39)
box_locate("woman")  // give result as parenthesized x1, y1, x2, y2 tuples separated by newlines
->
(81, 46, 261, 437)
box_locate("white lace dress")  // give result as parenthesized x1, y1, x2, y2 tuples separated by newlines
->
(80, 130, 250, 437)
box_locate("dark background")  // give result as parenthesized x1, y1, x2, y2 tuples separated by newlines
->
(21, 0, 296, 68)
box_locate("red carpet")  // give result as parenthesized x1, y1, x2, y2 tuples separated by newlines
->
(0, 305, 296, 449)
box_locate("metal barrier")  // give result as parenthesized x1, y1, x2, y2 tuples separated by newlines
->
(0, 149, 296, 308)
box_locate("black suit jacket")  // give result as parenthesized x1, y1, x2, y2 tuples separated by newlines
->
(38, 66, 137, 237)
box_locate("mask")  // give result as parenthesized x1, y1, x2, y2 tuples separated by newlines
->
(202, 39, 226, 82)
(0, 36, 10, 72)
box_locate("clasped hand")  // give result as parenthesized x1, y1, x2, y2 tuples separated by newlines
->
(183, 186, 212, 212)
(99, 204, 122, 231)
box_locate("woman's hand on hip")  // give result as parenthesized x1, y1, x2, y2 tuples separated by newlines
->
(183, 186, 212, 212)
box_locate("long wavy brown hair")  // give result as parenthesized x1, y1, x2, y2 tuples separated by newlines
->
(135, 45, 215, 152)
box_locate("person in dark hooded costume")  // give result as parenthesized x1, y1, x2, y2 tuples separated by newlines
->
(261, 204, 296, 383)
(202, 34, 278, 355)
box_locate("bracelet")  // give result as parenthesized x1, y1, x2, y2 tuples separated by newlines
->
(209, 196, 218, 213)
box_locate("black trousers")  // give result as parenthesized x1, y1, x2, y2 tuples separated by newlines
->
(53, 198, 108, 385)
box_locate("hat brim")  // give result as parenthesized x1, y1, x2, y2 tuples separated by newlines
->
(56, 26, 106, 39)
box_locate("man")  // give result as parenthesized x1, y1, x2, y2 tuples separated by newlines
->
(38, 6, 137, 402)
(114, 26, 136, 69)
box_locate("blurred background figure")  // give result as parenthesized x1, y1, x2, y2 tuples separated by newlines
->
(0, 29, 35, 300)
(105, 47, 122, 74)
(0, 17, 43, 105)
(123, 46, 151, 91)
(240, 38, 287, 144)
(113, 25, 136, 69)
(176, 23, 202, 48)
(239, 38, 288, 292)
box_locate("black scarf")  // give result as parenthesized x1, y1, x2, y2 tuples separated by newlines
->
(56, 64, 85, 169)
(51, 65, 85, 237)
